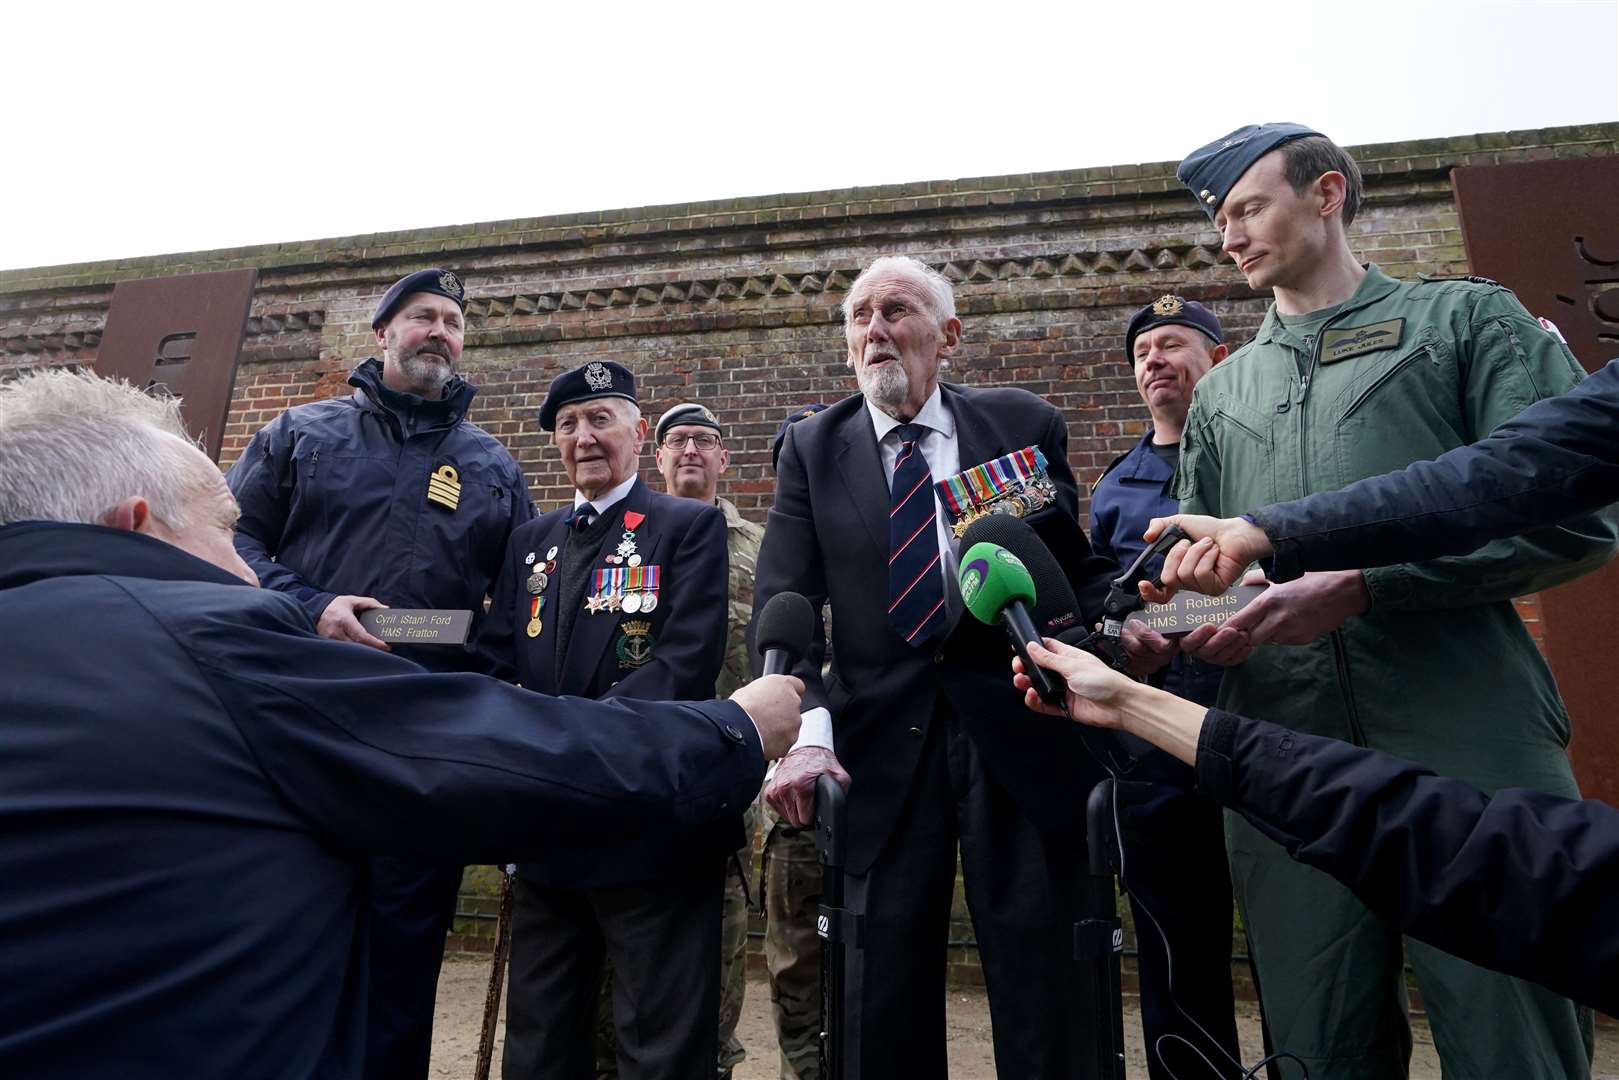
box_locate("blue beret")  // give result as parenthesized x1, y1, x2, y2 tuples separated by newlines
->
(771, 403, 830, 472)
(654, 402, 723, 445)
(1177, 123, 1323, 221)
(1124, 296, 1224, 365)
(538, 361, 638, 431)
(371, 268, 467, 329)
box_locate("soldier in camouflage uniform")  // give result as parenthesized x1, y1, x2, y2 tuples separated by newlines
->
(595, 401, 764, 1079)
(758, 404, 831, 1079)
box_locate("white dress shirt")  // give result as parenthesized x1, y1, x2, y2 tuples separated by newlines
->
(572, 473, 638, 519)
(790, 385, 962, 755)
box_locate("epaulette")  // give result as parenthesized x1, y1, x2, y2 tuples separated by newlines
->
(1090, 448, 1133, 494)
(1417, 272, 1501, 287)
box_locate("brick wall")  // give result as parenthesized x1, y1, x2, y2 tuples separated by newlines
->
(5, 124, 1613, 979)
(4, 124, 1612, 536)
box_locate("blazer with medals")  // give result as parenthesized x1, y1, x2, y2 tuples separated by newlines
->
(479, 476, 734, 888)
(753, 383, 1122, 875)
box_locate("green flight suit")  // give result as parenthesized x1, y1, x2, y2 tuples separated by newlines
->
(1177, 264, 1614, 1079)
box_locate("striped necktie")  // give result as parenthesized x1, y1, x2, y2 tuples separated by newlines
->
(567, 504, 596, 532)
(887, 423, 946, 647)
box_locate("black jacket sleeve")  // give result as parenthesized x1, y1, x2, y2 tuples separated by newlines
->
(1253, 358, 1619, 581)
(1194, 708, 1619, 1016)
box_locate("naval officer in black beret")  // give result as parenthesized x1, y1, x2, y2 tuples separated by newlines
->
(476, 361, 736, 1080)
(226, 266, 536, 1080)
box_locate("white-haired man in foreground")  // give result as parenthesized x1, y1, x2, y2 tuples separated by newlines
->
(0, 369, 801, 1080)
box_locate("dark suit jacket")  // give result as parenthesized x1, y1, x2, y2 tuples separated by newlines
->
(480, 476, 734, 887)
(0, 521, 761, 1080)
(753, 383, 1121, 874)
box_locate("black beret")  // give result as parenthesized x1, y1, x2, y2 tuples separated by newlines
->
(1177, 122, 1323, 221)
(371, 268, 467, 329)
(654, 402, 723, 445)
(1124, 296, 1224, 365)
(771, 403, 830, 472)
(538, 361, 638, 432)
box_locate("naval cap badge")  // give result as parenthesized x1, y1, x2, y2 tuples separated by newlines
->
(584, 362, 613, 391)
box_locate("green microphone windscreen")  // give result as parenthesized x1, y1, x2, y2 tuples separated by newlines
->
(958, 542, 1037, 625)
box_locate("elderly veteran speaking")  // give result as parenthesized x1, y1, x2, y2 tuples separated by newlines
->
(751, 254, 1167, 1077)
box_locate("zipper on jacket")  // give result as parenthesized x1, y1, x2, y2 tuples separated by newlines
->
(308, 448, 319, 479)
(1330, 631, 1368, 747)
(1296, 309, 1352, 497)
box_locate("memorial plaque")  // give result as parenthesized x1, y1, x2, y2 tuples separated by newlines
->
(359, 609, 474, 645)
(94, 268, 258, 462)
(1125, 584, 1267, 636)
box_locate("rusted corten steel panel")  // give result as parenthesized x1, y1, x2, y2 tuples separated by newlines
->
(94, 269, 258, 462)
(1454, 156, 1619, 808)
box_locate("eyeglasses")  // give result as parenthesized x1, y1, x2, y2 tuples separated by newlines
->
(660, 431, 722, 451)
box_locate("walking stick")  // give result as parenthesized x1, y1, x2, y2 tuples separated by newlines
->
(473, 865, 515, 1080)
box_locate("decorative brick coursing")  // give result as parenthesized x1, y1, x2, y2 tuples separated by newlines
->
(2, 124, 1610, 531)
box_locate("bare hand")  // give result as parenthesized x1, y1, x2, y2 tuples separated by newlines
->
(729, 675, 806, 761)
(1139, 514, 1273, 603)
(1185, 566, 1372, 667)
(1012, 638, 1134, 728)
(764, 746, 849, 828)
(317, 595, 391, 651)
(1218, 570, 1369, 648)
(1120, 620, 1176, 677)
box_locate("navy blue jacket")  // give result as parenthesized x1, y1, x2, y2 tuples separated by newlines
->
(226, 359, 534, 671)
(1196, 708, 1617, 1015)
(1090, 428, 1223, 706)
(755, 384, 1122, 874)
(1254, 357, 1619, 581)
(477, 477, 732, 887)
(0, 521, 763, 1080)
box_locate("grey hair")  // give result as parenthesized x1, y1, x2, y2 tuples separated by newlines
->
(841, 256, 958, 325)
(0, 368, 214, 528)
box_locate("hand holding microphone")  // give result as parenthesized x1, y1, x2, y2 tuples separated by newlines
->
(734, 592, 816, 761)
(957, 540, 1065, 704)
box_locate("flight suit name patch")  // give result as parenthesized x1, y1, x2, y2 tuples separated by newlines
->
(1320, 319, 1404, 364)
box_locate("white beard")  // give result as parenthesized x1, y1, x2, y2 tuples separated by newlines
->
(856, 360, 910, 415)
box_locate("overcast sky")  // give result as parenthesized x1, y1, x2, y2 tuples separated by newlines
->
(5, 0, 1615, 272)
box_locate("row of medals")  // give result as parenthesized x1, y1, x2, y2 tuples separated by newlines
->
(949, 476, 1058, 538)
(593, 527, 656, 613)
(523, 545, 558, 638)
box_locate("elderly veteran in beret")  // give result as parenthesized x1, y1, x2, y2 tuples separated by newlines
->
(584, 400, 765, 1080)
(1087, 295, 1241, 1080)
(1169, 123, 1614, 1079)
(475, 362, 737, 1080)
(226, 267, 535, 1080)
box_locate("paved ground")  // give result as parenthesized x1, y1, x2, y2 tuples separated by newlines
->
(429, 957, 1619, 1078)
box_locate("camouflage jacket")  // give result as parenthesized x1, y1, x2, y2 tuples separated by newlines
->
(716, 497, 764, 699)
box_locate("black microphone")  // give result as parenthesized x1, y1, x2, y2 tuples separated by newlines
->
(756, 591, 815, 676)
(959, 514, 1146, 774)
(959, 513, 1084, 641)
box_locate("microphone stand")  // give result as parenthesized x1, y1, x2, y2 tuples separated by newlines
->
(814, 772, 861, 1080)
(1076, 778, 1129, 1080)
